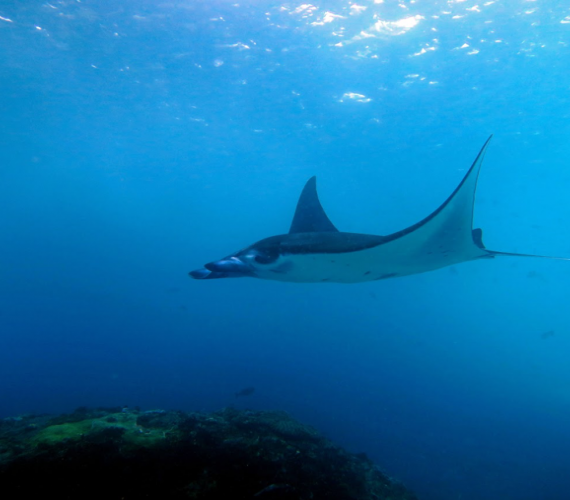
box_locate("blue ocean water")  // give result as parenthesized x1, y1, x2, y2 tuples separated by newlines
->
(2, 0, 570, 498)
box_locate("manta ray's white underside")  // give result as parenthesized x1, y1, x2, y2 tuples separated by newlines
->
(251, 231, 490, 283)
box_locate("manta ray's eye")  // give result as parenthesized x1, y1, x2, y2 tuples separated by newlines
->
(254, 250, 278, 265)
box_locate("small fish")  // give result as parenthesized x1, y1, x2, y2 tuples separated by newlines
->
(235, 386, 255, 397)
(540, 330, 555, 339)
(527, 270, 548, 282)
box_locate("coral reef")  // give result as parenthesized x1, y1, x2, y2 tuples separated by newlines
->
(0, 406, 417, 500)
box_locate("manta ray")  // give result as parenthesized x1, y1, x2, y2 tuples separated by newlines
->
(190, 136, 567, 283)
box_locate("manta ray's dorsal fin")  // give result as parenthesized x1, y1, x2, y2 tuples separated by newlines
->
(289, 176, 339, 234)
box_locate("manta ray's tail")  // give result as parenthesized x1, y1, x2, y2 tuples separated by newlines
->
(487, 249, 570, 261)
(474, 228, 570, 261)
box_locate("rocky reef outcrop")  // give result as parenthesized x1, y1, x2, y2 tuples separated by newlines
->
(0, 406, 417, 500)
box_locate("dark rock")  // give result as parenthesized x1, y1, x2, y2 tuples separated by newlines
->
(0, 406, 417, 500)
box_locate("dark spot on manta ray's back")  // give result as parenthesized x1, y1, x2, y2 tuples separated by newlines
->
(235, 386, 255, 397)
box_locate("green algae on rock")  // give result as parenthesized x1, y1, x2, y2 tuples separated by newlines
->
(0, 406, 417, 500)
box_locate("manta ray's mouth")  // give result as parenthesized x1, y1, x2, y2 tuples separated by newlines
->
(205, 257, 250, 274)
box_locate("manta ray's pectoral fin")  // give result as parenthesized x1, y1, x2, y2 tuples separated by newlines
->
(289, 176, 339, 233)
(379, 136, 495, 261)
